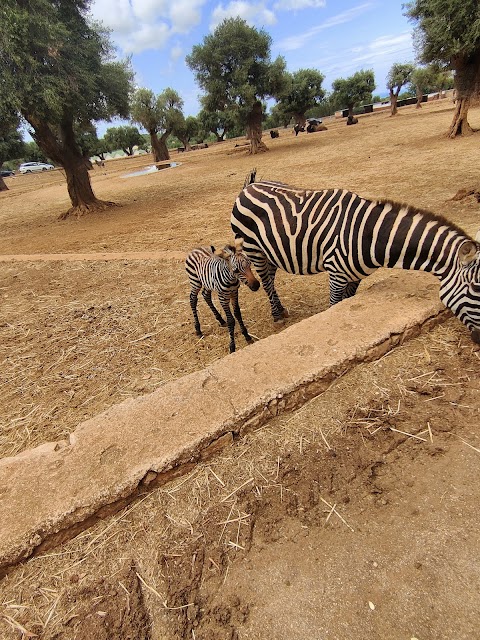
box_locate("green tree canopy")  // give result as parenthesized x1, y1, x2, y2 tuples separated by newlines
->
(172, 116, 200, 151)
(331, 70, 375, 117)
(404, 0, 480, 136)
(197, 107, 237, 142)
(386, 62, 415, 115)
(0, 115, 25, 191)
(130, 87, 184, 162)
(277, 68, 325, 127)
(186, 17, 288, 154)
(104, 126, 144, 156)
(0, 0, 134, 217)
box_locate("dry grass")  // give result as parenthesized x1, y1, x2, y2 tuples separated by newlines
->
(1, 99, 480, 637)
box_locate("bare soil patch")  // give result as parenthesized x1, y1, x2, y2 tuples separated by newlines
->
(1, 100, 480, 638)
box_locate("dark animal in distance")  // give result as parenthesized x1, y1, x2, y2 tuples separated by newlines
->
(347, 115, 359, 125)
(293, 124, 305, 136)
(306, 119, 327, 133)
(185, 239, 260, 353)
(231, 170, 480, 344)
(270, 129, 280, 138)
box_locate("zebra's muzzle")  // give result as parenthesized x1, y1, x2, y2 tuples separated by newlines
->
(249, 280, 260, 292)
(471, 329, 480, 345)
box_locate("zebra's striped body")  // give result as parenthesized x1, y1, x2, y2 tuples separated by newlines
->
(185, 240, 260, 352)
(231, 174, 480, 343)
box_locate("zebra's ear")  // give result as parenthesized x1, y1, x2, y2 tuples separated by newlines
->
(234, 237, 244, 253)
(475, 229, 480, 244)
(459, 241, 477, 264)
(214, 248, 230, 260)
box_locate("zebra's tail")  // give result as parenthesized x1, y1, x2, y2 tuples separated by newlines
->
(243, 168, 257, 188)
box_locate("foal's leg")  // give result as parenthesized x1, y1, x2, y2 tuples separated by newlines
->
(189, 284, 203, 337)
(231, 288, 254, 345)
(218, 291, 236, 353)
(202, 289, 227, 326)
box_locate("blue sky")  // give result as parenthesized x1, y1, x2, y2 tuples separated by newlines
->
(90, 0, 417, 133)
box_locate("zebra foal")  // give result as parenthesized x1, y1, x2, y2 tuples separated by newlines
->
(185, 239, 260, 353)
(231, 171, 480, 344)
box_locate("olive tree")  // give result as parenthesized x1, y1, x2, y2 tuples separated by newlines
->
(0, 0, 133, 217)
(130, 88, 184, 162)
(277, 69, 325, 127)
(386, 63, 415, 115)
(404, 0, 480, 136)
(187, 18, 288, 154)
(103, 126, 144, 157)
(331, 70, 375, 117)
(0, 121, 25, 191)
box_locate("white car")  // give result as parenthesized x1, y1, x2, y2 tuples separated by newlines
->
(19, 162, 55, 173)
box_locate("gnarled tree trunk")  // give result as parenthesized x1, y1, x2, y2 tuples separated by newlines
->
(0, 166, 8, 192)
(26, 115, 114, 218)
(447, 53, 480, 138)
(389, 89, 398, 116)
(150, 130, 170, 162)
(246, 101, 268, 155)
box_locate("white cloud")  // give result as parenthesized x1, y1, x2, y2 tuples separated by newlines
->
(170, 44, 184, 61)
(277, 2, 374, 51)
(274, 0, 326, 9)
(350, 33, 414, 67)
(210, 2, 276, 30)
(90, 0, 208, 54)
(170, 0, 206, 33)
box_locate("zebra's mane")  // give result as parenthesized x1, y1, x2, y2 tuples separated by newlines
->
(377, 198, 471, 240)
(249, 180, 472, 241)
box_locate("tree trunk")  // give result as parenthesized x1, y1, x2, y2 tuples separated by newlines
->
(150, 130, 170, 162)
(0, 164, 8, 191)
(246, 101, 268, 155)
(59, 154, 115, 220)
(25, 115, 113, 218)
(294, 113, 307, 127)
(415, 88, 423, 108)
(447, 96, 473, 137)
(448, 53, 480, 137)
(390, 90, 398, 116)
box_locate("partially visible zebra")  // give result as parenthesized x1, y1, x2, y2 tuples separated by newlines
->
(231, 171, 480, 344)
(185, 239, 260, 352)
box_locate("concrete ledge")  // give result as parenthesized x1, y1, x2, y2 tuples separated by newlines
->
(0, 271, 450, 577)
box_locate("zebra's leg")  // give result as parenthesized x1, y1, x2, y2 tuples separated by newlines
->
(328, 273, 350, 306)
(342, 281, 360, 300)
(252, 255, 289, 322)
(218, 292, 236, 352)
(231, 289, 254, 345)
(202, 289, 227, 326)
(329, 275, 360, 305)
(189, 285, 203, 337)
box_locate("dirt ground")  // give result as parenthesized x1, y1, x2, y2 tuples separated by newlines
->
(0, 100, 480, 639)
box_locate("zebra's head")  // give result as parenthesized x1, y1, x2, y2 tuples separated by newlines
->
(439, 232, 480, 344)
(218, 239, 260, 291)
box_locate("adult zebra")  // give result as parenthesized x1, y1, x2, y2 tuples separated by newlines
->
(231, 171, 480, 344)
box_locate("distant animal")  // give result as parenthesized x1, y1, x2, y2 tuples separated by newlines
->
(270, 129, 280, 138)
(306, 119, 327, 133)
(231, 170, 480, 344)
(293, 124, 305, 136)
(185, 239, 260, 352)
(346, 115, 359, 125)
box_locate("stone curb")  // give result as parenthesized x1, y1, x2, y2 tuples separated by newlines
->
(0, 271, 450, 578)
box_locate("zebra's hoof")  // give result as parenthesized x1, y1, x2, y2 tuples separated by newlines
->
(281, 307, 289, 318)
(274, 317, 286, 325)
